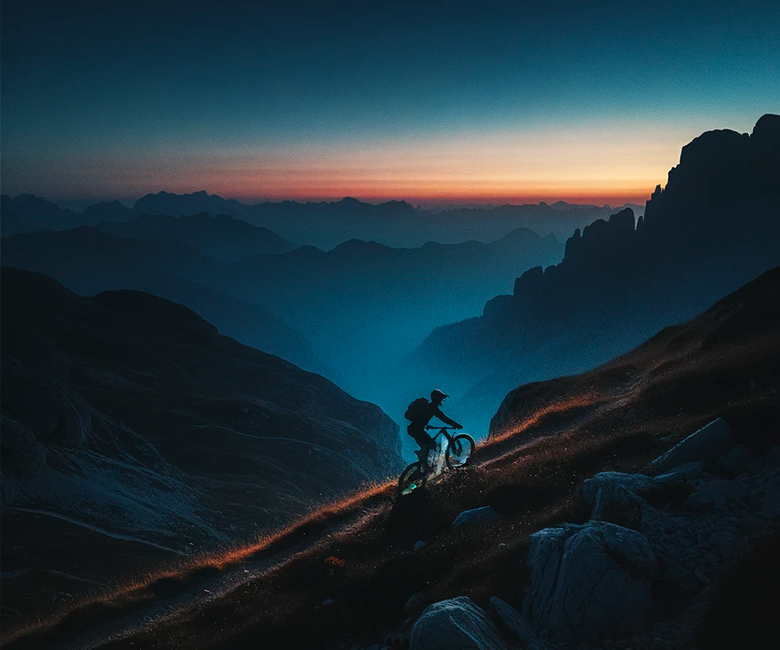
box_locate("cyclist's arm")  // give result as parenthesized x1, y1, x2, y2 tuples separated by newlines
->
(434, 408, 462, 428)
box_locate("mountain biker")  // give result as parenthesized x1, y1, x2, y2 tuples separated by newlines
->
(406, 389, 463, 472)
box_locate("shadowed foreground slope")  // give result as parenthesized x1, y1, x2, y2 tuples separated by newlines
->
(8, 268, 778, 650)
(0, 268, 401, 642)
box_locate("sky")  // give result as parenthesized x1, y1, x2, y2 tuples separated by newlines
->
(2, 0, 778, 206)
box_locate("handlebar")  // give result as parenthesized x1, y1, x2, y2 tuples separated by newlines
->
(425, 425, 459, 430)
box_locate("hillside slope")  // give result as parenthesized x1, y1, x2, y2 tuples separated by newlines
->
(0, 269, 402, 640)
(8, 267, 778, 650)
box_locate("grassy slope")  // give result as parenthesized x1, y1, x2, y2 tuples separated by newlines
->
(7, 268, 780, 650)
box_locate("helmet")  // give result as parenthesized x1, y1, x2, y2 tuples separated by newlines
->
(430, 389, 448, 403)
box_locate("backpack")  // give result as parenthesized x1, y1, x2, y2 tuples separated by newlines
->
(404, 398, 429, 423)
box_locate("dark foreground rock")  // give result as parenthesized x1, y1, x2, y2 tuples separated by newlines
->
(408, 418, 780, 650)
(0, 268, 403, 634)
(409, 597, 514, 650)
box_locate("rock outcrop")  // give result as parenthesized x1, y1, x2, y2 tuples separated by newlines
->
(409, 597, 515, 650)
(408, 417, 780, 649)
(410, 115, 780, 431)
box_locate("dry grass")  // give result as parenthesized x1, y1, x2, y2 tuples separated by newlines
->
(6, 268, 780, 650)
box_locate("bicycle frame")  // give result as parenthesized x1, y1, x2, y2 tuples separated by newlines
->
(426, 425, 456, 446)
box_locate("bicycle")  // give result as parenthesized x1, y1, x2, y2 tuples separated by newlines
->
(398, 426, 476, 495)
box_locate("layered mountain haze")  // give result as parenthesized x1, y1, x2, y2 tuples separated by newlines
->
(94, 211, 296, 262)
(0, 228, 322, 373)
(205, 228, 564, 402)
(0, 190, 639, 250)
(0, 268, 402, 634)
(1, 217, 566, 423)
(131, 192, 641, 249)
(407, 114, 780, 432)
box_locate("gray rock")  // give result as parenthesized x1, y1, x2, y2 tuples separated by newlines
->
(651, 461, 707, 482)
(523, 521, 657, 643)
(646, 418, 733, 476)
(582, 472, 653, 520)
(409, 597, 515, 650)
(490, 596, 538, 644)
(414, 540, 426, 551)
(452, 506, 500, 527)
(718, 445, 755, 476)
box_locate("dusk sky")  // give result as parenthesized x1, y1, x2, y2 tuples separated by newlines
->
(2, 0, 778, 206)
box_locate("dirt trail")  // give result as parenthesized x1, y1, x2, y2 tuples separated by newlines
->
(6, 401, 601, 650)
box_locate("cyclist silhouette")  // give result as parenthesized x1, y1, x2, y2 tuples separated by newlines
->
(406, 389, 462, 470)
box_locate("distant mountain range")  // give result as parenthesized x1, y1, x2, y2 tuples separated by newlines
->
(1, 189, 642, 249)
(204, 227, 564, 403)
(94, 211, 295, 262)
(1, 221, 564, 413)
(0, 228, 323, 373)
(405, 114, 780, 432)
(1, 268, 402, 628)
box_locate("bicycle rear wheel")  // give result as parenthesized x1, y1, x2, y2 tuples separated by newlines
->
(398, 462, 426, 495)
(445, 434, 475, 470)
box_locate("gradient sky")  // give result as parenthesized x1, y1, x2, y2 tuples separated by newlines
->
(2, 0, 778, 206)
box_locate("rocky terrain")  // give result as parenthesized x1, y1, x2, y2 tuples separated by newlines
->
(7, 267, 775, 650)
(407, 417, 780, 650)
(0, 268, 402, 639)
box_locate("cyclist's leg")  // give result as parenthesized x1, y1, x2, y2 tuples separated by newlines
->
(408, 424, 434, 469)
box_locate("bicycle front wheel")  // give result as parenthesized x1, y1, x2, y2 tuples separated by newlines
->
(445, 434, 475, 470)
(398, 462, 426, 496)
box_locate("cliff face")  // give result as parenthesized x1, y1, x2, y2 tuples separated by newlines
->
(1, 268, 401, 615)
(408, 115, 780, 432)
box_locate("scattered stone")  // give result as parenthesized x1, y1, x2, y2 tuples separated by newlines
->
(414, 540, 426, 552)
(452, 506, 500, 527)
(718, 445, 755, 476)
(646, 418, 733, 476)
(409, 597, 514, 650)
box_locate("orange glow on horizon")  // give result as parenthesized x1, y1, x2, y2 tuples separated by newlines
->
(44, 121, 698, 207)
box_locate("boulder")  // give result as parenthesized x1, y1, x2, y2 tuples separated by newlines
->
(452, 506, 500, 527)
(718, 444, 755, 476)
(523, 521, 657, 643)
(582, 471, 654, 520)
(409, 596, 515, 650)
(652, 461, 707, 482)
(646, 418, 734, 476)
(490, 596, 538, 645)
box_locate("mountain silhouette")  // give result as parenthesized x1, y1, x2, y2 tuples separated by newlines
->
(94, 211, 296, 262)
(0, 228, 321, 372)
(406, 114, 780, 432)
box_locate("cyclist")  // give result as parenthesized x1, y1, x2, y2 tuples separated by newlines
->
(405, 389, 463, 473)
